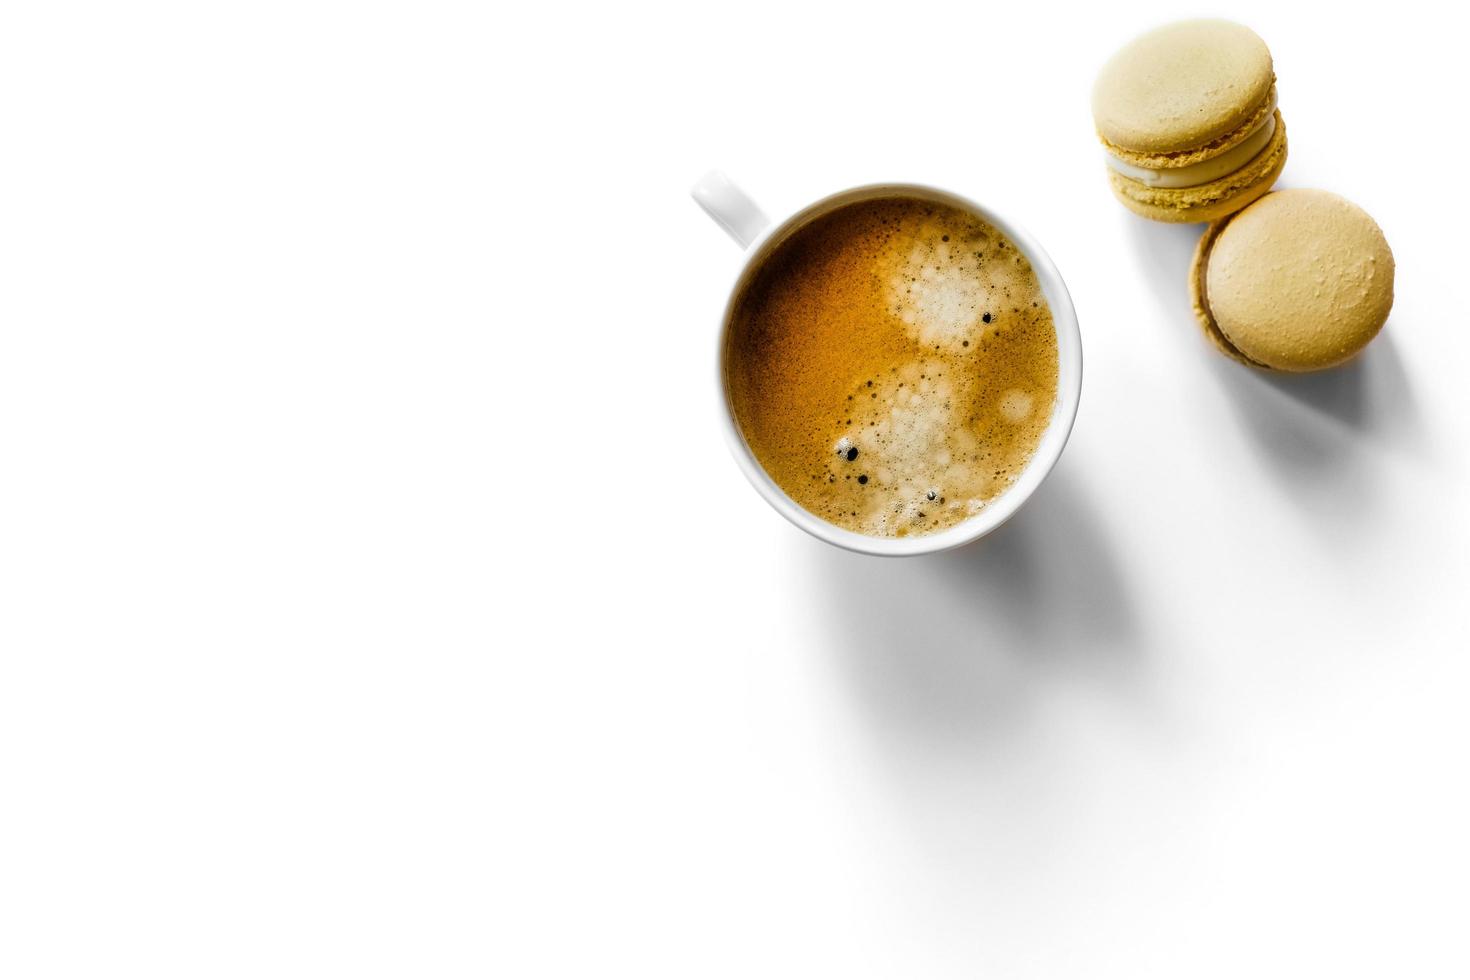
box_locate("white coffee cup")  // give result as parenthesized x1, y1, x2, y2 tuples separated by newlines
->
(693, 171, 1083, 557)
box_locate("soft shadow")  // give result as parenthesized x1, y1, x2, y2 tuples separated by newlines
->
(1125, 216, 1202, 327)
(1124, 213, 1420, 446)
(804, 468, 1152, 888)
(1249, 329, 1421, 447)
(1124, 216, 1424, 534)
(1198, 327, 1424, 540)
(811, 467, 1146, 747)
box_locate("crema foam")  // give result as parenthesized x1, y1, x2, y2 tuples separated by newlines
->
(725, 196, 1059, 538)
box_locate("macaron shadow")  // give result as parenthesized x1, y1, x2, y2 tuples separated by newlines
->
(1124, 216, 1422, 538)
(1124, 214, 1420, 448)
(1205, 329, 1423, 475)
(1251, 331, 1417, 436)
(1124, 215, 1200, 321)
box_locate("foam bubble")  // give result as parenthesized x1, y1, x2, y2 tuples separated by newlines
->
(999, 389, 1035, 423)
(887, 227, 992, 349)
(827, 361, 982, 536)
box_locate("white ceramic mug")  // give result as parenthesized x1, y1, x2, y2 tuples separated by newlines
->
(693, 171, 1083, 557)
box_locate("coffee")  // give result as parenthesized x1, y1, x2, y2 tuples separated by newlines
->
(725, 196, 1059, 538)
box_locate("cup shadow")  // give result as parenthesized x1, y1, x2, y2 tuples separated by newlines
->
(810, 466, 1147, 747)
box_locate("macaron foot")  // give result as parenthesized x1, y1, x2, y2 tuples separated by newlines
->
(1190, 220, 1273, 369)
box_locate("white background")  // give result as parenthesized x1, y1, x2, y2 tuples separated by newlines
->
(2, 1, 1467, 977)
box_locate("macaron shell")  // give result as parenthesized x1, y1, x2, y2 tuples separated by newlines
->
(1104, 87, 1276, 170)
(1108, 111, 1287, 224)
(1194, 189, 1395, 372)
(1093, 19, 1275, 156)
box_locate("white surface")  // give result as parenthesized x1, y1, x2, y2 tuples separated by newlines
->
(1, 1, 1466, 977)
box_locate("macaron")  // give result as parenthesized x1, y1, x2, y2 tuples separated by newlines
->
(1190, 189, 1395, 372)
(1093, 19, 1288, 223)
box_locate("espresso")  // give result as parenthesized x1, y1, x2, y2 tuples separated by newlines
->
(725, 196, 1059, 538)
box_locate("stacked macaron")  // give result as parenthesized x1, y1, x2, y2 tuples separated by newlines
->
(1094, 20, 1394, 371)
(1093, 20, 1287, 224)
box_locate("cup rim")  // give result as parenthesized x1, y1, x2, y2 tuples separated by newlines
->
(716, 182, 1083, 557)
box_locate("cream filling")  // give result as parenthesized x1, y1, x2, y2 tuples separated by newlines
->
(1106, 99, 1277, 189)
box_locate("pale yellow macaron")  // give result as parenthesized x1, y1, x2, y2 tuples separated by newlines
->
(1093, 20, 1287, 223)
(1190, 189, 1395, 371)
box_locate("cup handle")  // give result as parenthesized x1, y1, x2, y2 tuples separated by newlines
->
(691, 171, 770, 249)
